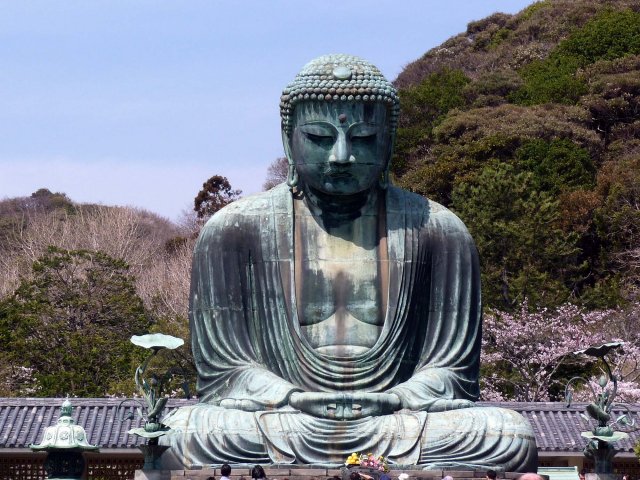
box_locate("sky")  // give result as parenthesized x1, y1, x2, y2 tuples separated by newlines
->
(0, 0, 534, 221)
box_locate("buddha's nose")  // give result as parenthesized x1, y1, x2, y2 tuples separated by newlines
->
(329, 134, 355, 165)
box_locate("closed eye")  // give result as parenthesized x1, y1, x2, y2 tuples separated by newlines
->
(349, 123, 379, 141)
(299, 124, 336, 145)
(350, 133, 376, 141)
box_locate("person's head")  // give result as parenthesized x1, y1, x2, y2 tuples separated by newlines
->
(280, 54, 399, 196)
(206, 477, 216, 480)
(579, 469, 587, 480)
(518, 474, 543, 480)
(486, 470, 497, 480)
(350, 472, 362, 480)
(221, 464, 232, 477)
(252, 465, 265, 479)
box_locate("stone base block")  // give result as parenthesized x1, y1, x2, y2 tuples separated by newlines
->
(136, 468, 538, 480)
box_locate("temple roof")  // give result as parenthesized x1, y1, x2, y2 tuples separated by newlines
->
(0, 398, 638, 454)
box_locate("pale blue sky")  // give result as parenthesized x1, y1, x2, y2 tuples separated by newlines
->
(0, 0, 533, 220)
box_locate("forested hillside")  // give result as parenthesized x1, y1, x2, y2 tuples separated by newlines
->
(393, 0, 640, 310)
(391, 0, 640, 401)
(1, 0, 639, 401)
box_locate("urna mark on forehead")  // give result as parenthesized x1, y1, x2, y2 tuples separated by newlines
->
(280, 54, 399, 136)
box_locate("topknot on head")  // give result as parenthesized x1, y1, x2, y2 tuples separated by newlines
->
(280, 54, 400, 136)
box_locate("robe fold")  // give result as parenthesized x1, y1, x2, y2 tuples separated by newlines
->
(160, 184, 537, 471)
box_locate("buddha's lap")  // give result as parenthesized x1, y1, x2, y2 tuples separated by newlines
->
(161, 403, 535, 457)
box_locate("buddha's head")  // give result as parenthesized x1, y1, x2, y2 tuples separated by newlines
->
(280, 54, 399, 196)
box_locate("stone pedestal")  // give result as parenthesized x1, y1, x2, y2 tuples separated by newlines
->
(134, 467, 534, 480)
(134, 470, 172, 480)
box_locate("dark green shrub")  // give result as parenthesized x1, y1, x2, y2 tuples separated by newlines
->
(512, 9, 640, 105)
(515, 138, 596, 193)
(392, 68, 470, 175)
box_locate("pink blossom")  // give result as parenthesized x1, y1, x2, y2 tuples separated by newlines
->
(480, 300, 640, 402)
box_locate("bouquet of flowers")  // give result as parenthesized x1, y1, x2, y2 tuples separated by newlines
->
(345, 452, 389, 472)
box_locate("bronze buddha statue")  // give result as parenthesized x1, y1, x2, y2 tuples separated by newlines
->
(160, 54, 537, 471)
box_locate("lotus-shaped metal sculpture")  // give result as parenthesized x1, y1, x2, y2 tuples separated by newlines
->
(566, 342, 634, 474)
(118, 333, 188, 470)
(131, 333, 184, 352)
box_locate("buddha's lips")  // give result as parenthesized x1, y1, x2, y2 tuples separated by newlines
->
(326, 170, 351, 178)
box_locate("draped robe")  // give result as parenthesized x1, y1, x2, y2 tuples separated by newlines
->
(160, 184, 537, 471)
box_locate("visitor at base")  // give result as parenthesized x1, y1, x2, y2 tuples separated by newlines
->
(220, 464, 232, 480)
(252, 465, 266, 480)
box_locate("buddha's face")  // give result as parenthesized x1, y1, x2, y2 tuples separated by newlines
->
(287, 101, 391, 196)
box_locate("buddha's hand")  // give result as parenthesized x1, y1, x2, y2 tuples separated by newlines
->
(400, 397, 475, 412)
(218, 398, 271, 411)
(289, 392, 401, 420)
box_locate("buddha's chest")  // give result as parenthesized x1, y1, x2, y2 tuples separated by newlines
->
(294, 210, 387, 355)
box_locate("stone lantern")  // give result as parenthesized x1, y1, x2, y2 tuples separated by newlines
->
(30, 398, 99, 480)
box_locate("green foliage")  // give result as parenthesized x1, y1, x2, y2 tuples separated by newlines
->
(464, 70, 523, 105)
(29, 188, 76, 213)
(514, 139, 596, 194)
(511, 55, 587, 105)
(518, 1, 549, 22)
(452, 163, 580, 308)
(557, 9, 640, 65)
(594, 148, 640, 294)
(399, 104, 599, 207)
(512, 9, 640, 105)
(488, 28, 512, 50)
(392, 69, 470, 175)
(0, 247, 152, 396)
(580, 55, 640, 142)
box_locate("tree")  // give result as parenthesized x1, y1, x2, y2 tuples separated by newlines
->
(481, 300, 640, 403)
(393, 68, 470, 175)
(595, 150, 640, 297)
(481, 301, 615, 401)
(0, 204, 176, 299)
(0, 247, 152, 396)
(193, 175, 241, 219)
(263, 157, 288, 190)
(452, 162, 580, 308)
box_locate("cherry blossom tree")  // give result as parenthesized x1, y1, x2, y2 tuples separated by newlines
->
(481, 300, 640, 402)
(481, 301, 613, 401)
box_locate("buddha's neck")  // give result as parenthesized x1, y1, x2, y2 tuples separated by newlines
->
(301, 185, 381, 226)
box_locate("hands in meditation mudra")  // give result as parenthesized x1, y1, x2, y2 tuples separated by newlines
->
(160, 55, 537, 471)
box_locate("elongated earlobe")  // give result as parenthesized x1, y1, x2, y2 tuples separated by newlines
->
(287, 164, 299, 188)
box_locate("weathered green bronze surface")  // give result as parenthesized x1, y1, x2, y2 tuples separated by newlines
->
(30, 398, 98, 480)
(160, 54, 537, 471)
(566, 342, 634, 473)
(122, 333, 185, 470)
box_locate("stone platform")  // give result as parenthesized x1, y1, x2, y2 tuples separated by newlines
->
(135, 467, 538, 480)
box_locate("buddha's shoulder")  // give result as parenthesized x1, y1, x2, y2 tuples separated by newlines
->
(200, 184, 289, 233)
(387, 186, 468, 232)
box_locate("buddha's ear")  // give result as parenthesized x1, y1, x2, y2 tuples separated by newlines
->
(385, 133, 395, 169)
(282, 130, 294, 166)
